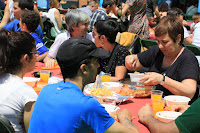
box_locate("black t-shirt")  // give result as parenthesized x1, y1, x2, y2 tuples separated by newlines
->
(99, 44, 130, 76)
(137, 45, 199, 102)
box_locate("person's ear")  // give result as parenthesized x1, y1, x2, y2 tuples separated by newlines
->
(80, 64, 88, 76)
(21, 54, 30, 66)
(177, 34, 181, 42)
(100, 35, 107, 41)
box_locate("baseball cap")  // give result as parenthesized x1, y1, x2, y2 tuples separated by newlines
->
(56, 37, 110, 66)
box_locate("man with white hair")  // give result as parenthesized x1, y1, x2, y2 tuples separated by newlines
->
(44, 9, 93, 68)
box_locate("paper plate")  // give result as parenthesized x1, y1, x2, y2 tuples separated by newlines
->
(101, 104, 120, 113)
(23, 77, 40, 82)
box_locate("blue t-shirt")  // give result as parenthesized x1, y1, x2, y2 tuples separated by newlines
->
(3, 19, 43, 39)
(31, 32, 48, 55)
(29, 81, 115, 133)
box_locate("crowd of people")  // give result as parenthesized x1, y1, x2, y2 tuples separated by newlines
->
(0, 0, 199, 132)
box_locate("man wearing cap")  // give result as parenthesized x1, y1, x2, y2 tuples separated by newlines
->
(29, 37, 139, 133)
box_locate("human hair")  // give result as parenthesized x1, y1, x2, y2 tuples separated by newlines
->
(167, 7, 183, 16)
(0, 29, 35, 74)
(192, 13, 200, 20)
(50, 0, 61, 8)
(155, 16, 184, 45)
(158, 2, 169, 12)
(57, 57, 93, 79)
(69, 4, 77, 9)
(89, 0, 100, 6)
(94, 19, 119, 44)
(102, 0, 115, 8)
(21, 10, 40, 32)
(65, 9, 90, 32)
(14, 0, 34, 10)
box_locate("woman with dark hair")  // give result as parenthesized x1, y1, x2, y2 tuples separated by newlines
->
(125, 16, 199, 104)
(94, 19, 130, 82)
(0, 30, 38, 133)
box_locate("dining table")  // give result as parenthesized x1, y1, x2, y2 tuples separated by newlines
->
(25, 62, 152, 133)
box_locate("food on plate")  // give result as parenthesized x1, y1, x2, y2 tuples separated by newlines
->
(111, 84, 151, 98)
(90, 88, 113, 96)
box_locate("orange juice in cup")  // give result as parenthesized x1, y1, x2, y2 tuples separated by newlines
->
(40, 70, 50, 83)
(152, 98, 165, 114)
(151, 90, 163, 101)
(101, 73, 111, 82)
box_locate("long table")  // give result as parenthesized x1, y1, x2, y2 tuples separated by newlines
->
(25, 62, 151, 133)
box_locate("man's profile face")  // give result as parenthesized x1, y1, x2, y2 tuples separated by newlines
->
(86, 58, 99, 84)
(12, 2, 23, 20)
(72, 22, 89, 37)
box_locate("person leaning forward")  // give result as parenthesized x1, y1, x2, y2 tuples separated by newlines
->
(29, 37, 139, 133)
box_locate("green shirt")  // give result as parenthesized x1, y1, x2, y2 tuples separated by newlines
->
(175, 98, 200, 133)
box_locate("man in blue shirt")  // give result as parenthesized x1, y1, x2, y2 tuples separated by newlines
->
(2, 0, 43, 38)
(20, 10, 48, 61)
(29, 38, 139, 133)
(79, 0, 99, 17)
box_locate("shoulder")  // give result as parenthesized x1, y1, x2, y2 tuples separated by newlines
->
(117, 45, 130, 55)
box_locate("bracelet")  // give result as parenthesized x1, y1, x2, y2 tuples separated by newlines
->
(160, 73, 166, 85)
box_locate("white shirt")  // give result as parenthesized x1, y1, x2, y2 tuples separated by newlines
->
(183, 26, 189, 38)
(0, 73, 38, 133)
(192, 22, 200, 48)
(48, 31, 94, 59)
(47, 8, 63, 34)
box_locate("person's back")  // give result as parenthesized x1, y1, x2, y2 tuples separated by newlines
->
(29, 81, 114, 132)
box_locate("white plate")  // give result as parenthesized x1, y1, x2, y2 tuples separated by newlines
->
(156, 111, 182, 123)
(101, 104, 120, 113)
(102, 82, 122, 89)
(23, 77, 40, 82)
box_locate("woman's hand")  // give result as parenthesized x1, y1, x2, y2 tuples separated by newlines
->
(125, 55, 138, 71)
(140, 72, 163, 85)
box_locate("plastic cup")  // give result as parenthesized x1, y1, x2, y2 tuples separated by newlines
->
(151, 90, 163, 101)
(101, 73, 111, 82)
(40, 70, 50, 83)
(152, 98, 165, 114)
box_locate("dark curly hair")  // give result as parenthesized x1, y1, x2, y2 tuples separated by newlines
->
(21, 10, 40, 32)
(0, 29, 35, 74)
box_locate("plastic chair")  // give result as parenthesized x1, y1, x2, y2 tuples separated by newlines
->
(140, 39, 158, 50)
(0, 115, 15, 133)
(184, 44, 200, 56)
(118, 32, 141, 54)
(42, 16, 55, 48)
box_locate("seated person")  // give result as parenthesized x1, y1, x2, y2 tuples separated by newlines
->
(125, 16, 199, 104)
(0, 29, 38, 132)
(44, 9, 93, 68)
(192, 12, 200, 48)
(20, 10, 49, 61)
(47, 0, 64, 36)
(2, 0, 43, 39)
(94, 20, 130, 82)
(158, 2, 169, 19)
(29, 37, 139, 133)
(138, 98, 200, 133)
(0, 0, 43, 29)
(167, 7, 193, 45)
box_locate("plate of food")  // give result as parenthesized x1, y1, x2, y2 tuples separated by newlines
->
(156, 111, 182, 123)
(84, 83, 133, 104)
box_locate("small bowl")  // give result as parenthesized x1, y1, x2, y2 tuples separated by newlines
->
(128, 73, 146, 82)
(156, 111, 182, 123)
(164, 95, 191, 108)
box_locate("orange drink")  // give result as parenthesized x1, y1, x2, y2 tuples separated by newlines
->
(40, 70, 50, 83)
(101, 74, 111, 82)
(151, 90, 163, 101)
(152, 98, 165, 114)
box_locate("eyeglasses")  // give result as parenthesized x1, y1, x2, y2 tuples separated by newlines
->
(30, 51, 40, 57)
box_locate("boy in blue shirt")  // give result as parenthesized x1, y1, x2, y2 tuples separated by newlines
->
(20, 10, 48, 61)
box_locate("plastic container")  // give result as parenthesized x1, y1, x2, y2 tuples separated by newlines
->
(128, 73, 146, 82)
(156, 111, 182, 123)
(164, 95, 191, 108)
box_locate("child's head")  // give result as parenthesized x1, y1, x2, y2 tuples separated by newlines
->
(20, 10, 40, 33)
(192, 13, 200, 24)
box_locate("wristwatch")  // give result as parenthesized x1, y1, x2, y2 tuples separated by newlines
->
(160, 73, 166, 85)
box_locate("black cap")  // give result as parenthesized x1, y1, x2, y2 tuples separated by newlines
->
(56, 37, 110, 66)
